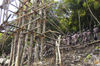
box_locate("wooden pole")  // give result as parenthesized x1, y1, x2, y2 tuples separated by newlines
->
(15, 10, 25, 66)
(8, 38, 14, 66)
(40, 0, 46, 62)
(56, 35, 61, 66)
(27, 34, 33, 66)
(15, 32, 24, 66)
(34, 0, 41, 66)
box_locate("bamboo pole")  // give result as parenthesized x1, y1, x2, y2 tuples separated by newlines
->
(27, 34, 33, 66)
(34, 0, 42, 66)
(12, 18, 21, 65)
(56, 41, 58, 66)
(56, 35, 61, 66)
(15, 32, 24, 66)
(27, 13, 34, 66)
(8, 9, 21, 66)
(20, 3, 32, 65)
(11, 33, 19, 66)
(19, 17, 26, 66)
(8, 39, 14, 66)
(20, 19, 31, 66)
(15, 8, 25, 66)
(15, 17, 25, 66)
(40, 0, 46, 62)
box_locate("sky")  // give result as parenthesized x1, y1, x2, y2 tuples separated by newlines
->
(0, 0, 19, 24)
(55, 0, 60, 1)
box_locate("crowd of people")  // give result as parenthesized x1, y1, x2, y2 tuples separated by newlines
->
(62, 26, 99, 45)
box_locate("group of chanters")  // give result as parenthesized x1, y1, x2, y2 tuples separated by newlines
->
(62, 26, 100, 45)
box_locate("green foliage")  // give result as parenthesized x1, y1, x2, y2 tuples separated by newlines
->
(0, 33, 5, 43)
(96, 46, 100, 49)
(46, 0, 100, 33)
(84, 54, 92, 62)
(83, 2, 87, 7)
(94, 1, 100, 9)
(79, 10, 86, 16)
(0, 34, 12, 56)
(86, 54, 92, 59)
(61, 0, 100, 32)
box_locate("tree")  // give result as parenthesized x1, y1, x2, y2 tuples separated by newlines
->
(49, 0, 100, 33)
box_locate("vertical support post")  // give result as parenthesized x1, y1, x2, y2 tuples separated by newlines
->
(56, 35, 61, 66)
(27, 33, 33, 66)
(40, 0, 46, 62)
(15, 32, 24, 66)
(34, 0, 42, 65)
(15, 10, 25, 66)
(8, 38, 14, 66)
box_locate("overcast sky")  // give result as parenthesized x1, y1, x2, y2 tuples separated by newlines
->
(0, 0, 19, 24)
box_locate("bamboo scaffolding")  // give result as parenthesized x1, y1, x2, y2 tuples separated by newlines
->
(8, 2, 54, 24)
(1, 0, 100, 66)
(0, 1, 58, 66)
